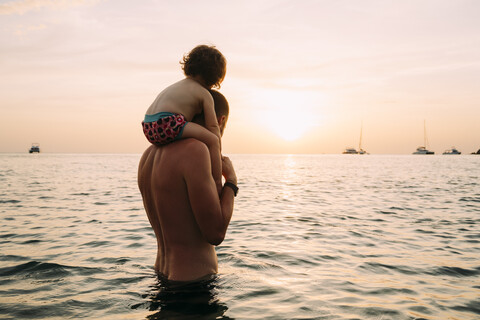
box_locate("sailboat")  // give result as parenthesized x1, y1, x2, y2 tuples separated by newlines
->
(357, 122, 368, 154)
(413, 120, 434, 154)
(343, 122, 368, 154)
(342, 147, 358, 154)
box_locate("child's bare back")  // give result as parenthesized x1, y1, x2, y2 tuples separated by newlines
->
(146, 78, 212, 121)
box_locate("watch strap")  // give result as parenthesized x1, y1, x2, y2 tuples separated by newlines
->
(224, 181, 238, 197)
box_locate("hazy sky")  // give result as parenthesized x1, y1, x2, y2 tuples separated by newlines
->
(1, 0, 479, 154)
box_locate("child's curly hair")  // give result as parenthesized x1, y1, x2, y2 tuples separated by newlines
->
(181, 45, 226, 89)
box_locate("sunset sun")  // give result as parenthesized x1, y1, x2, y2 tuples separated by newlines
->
(255, 88, 323, 141)
(267, 113, 310, 141)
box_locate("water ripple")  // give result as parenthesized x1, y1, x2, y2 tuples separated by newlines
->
(1, 154, 479, 319)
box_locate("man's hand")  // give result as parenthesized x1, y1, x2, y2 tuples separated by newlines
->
(221, 156, 237, 185)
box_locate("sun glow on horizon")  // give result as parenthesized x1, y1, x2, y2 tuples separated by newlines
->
(1, 1, 480, 153)
(254, 88, 326, 142)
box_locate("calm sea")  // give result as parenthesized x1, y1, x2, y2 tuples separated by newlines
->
(0, 153, 479, 320)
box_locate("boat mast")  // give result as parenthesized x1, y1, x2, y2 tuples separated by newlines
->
(424, 119, 430, 149)
(358, 121, 363, 151)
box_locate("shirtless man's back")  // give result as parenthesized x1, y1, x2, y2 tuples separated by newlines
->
(138, 138, 236, 281)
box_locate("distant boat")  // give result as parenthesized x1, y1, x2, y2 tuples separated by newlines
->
(413, 120, 434, 154)
(443, 147, 461, 155)
(343, 122, 368, 154)
(413, 146, 434, 155)
(471, 149, 480, 155)
(29, 143, 40, 153)
(343, 147, 358, 154)
(357, 122, 368, 154)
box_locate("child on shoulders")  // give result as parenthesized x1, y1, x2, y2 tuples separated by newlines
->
(142, 45, 227, 194)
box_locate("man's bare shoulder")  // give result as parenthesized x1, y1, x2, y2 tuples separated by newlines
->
(138, 140, 211, 190)
(139, 145, 157, 169)
(140, 140, 209, 166)
(171, 139, 211, 163)
(167, 140, 212, 181)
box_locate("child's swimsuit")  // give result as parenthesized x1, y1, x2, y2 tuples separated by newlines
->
(142, 112, 187, 145)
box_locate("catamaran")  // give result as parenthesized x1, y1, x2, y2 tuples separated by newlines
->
(343, 122, 368, 154)
(357, 122, 368, 154)
(342, 147, 358, 154)
(413, 120, 434, 154)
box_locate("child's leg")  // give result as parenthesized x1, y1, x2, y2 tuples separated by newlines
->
(181, 122, 222, 194)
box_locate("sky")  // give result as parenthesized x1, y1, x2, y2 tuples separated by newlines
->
(1, 0, 479, 154)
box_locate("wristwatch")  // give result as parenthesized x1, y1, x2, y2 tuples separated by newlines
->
(224, 181, 238, 197)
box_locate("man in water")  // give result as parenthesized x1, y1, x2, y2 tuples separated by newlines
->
(138, 90, 237, 281)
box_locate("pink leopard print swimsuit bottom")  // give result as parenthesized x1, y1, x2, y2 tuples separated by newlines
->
(142, 112, 187, 145)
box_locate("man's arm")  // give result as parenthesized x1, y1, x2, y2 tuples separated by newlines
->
(218, 155, 237, 232)
(184, 141, 235, 245)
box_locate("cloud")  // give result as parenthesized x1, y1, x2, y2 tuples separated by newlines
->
(0, 0, 100, 15)
(13, 23, 46, 36)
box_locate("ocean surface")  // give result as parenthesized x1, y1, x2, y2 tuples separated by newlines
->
(0, 153, 479, 320)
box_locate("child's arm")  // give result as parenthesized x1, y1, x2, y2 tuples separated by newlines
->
(202, 94, 221, 142)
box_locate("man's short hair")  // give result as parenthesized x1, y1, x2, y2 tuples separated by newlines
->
(209, 90, 229, 119)
(192, 90, 229, 125)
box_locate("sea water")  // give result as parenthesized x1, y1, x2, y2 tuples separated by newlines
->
(0, 153, 479, 320)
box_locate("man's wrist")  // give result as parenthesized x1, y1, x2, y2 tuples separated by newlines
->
(224, 181, 238, 197)
(226, 178, 237, 185)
